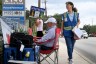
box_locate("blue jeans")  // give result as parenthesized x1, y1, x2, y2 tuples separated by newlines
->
(65, 37, 76, 59)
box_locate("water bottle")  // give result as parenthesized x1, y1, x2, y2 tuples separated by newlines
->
(35, 45, 40, 61)
(35, 45, 40, 54)
(25, 51, 30, 58)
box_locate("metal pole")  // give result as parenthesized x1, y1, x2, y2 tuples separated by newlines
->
(38, 0, 41, 8)
(44, 0, 47, 17)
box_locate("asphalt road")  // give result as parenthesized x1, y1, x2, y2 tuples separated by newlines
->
(60, 37, 96, 64)
(75, 37, 96, 64)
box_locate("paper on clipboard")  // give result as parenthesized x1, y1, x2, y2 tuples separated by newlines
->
(72, 26, 83, 39)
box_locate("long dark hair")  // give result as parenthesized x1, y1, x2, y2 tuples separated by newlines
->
(73, 7, 77, 12)
(66, 1, 77, 12)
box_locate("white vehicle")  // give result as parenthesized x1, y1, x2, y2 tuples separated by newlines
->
(81, 30, 88, 39)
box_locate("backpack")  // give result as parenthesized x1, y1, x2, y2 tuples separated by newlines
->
(10, 32, 34, 48)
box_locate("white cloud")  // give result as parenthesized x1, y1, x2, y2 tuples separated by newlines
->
(25, 0, 38, 10)
(74, 2, 96, 28)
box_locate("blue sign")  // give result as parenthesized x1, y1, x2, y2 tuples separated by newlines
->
(31, 6, 45, 11)
(30, 6, 45, 18)
(2, 0, 25, 25)
(3, 5, 25, 11)
(4, 17, 25, 24)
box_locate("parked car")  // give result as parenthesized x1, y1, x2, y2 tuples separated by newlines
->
(89, 33, 96, 37)
(81, 30, 88, 39)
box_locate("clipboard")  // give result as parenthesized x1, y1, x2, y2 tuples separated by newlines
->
(72, 26, 83, 40)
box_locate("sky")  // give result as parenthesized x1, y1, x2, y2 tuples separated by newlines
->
(26, 0, 96, 28)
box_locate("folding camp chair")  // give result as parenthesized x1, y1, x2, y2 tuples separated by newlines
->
(37, 28, 61, 64)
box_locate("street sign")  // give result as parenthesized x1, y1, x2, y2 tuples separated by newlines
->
(2, 0, 25, 24)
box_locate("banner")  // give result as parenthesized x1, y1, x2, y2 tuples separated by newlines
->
(30, 6, 45, 18)
(0, 18, 13, 46)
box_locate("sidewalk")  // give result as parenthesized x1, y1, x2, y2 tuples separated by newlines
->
(41, 39, 90, 64)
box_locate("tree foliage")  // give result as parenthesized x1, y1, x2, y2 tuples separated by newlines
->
(53, 14, 62, 28)
(83, 25, 96, 34)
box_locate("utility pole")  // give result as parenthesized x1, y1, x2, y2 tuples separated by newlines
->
(38, 0, 41, 8)
(44, 0, 47, 17)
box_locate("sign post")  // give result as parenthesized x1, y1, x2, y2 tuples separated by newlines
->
(2, 0, 25, 24)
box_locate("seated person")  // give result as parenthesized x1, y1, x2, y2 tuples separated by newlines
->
(35, 17, 57, 50)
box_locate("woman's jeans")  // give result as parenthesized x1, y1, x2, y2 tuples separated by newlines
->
(65, 37, 76, 59)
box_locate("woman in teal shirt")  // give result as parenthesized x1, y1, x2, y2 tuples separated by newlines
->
(61, 1, 80, 64)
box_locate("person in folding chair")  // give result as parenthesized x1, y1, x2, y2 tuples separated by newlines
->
(35, 17, 57, 50)
(34, 17, 60, 64)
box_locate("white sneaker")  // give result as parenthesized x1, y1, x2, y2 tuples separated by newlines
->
(68, 59, 74, 64)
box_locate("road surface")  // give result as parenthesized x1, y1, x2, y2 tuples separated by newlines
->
(60, 37, 96, 64)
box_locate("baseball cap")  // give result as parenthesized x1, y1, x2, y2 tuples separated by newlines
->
(44, 17, 57, 23)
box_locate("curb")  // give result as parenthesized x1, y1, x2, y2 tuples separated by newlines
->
(74, 49, 95, 64)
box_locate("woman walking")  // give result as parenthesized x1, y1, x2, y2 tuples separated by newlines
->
(61, 1, 80, 64)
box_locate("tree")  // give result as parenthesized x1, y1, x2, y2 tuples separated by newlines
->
(83, 25, 96, 34)
(83, 25, 91, 34)
(26, 9, 30, 20)
(53, 14, 62, 28)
